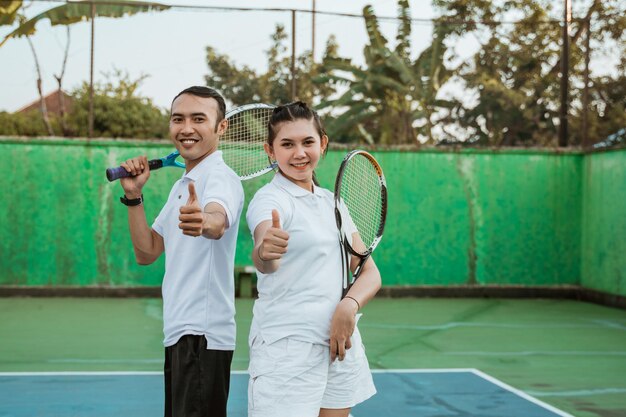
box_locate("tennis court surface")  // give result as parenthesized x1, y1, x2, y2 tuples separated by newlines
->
(0, 297, 624, 417)
(1, 369, 575, 417)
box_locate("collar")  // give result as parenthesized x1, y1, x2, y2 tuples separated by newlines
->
(273, 171, 323, 198)
(182, 150, 223, 182)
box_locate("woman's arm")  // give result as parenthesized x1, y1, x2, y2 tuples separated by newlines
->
(329, 232, 382, 361)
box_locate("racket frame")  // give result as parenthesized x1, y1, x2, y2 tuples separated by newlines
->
(222, 103, 277, 180)
(334, 150, 388, 293)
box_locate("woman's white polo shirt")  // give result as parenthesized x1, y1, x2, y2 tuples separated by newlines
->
(246, 172, 344, 346)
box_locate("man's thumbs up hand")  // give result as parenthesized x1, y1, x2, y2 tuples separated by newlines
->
(179, 182, 204, 236)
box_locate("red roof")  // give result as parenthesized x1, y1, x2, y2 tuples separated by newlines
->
(16, 89, 73, 115)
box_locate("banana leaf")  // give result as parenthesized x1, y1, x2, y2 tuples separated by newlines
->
(1, 0, 170, 47)
(0, 0, 22, 26)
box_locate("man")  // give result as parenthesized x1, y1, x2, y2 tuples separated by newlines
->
(118, 86, 243, 417)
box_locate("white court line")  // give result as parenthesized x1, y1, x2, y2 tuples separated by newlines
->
(525, 388, 626, 398)
(0, 371, 163, 376)
(48, 359, 163, 363)
(444, 351, 626, 356)
(0, 368, 578, 416)
(0, 370, 254, 376)
(361, 368, 577, 417)
(362, 322, 614, 330)
(0, 371, 255, 376)
(370, 368, 478, 373)
(471, 369, 576, 417)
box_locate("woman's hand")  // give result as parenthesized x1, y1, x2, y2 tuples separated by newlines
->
(329, 297, 359, 361)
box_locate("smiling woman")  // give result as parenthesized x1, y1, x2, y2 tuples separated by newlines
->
(264, 116, 328, 191)
(245, 101, 382, 417)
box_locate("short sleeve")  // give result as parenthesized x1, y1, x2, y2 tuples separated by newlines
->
(202, 170, 244, 228)
(246, 186, 292, 236)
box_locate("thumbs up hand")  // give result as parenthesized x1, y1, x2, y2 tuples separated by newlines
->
(179, 182, 204, 236)
(257, 209, 289, 262)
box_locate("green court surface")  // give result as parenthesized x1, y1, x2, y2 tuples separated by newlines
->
(1, 297, 624, 417)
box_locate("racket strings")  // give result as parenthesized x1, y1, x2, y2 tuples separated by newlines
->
(340, 156, 384, 253)
(221, 106, 274, 178)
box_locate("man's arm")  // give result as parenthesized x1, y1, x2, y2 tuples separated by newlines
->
(126, 199, 165, 265)
(119, 156, 165, 265)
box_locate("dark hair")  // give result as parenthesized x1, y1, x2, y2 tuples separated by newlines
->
(267, 101, 327, 185)
(267, 101, 326, 147)
(171, 86, 226, 122)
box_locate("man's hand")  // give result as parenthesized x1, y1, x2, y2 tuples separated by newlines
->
(120, 155, 150, 198)
(179, 182, 204, 236)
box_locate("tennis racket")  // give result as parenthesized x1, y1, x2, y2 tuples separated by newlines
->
(105, 103, 276, 181)
(334, 150, 387, 296)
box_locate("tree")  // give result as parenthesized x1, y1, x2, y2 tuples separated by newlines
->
(65, 70, 168, 139)
(0, 0, 170, 137)
(0, 70, 169, 138)
(433, 0, 626, 146)
(205, 24, 339, 108)
(0, 109, 55, 136)
(315, 0, 454, 144)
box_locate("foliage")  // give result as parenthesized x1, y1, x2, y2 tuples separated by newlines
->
(0, 0, 22, 26)
(0, 110, 51, 136)
(203, 0, 623, 147)
(433, 0, 626, 146)
(0, 0, 170, 47)
(0, 0, 171, 138)
(313, 0, 455, 145)
(204, 1, 455, 145)
(66, 70, 169, 139)
(205, 24, 339, 108)
(0, 71, 169, 139)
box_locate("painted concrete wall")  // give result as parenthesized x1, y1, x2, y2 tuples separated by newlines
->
(581, 149, 626, 296)
(1, 138, 618, 294)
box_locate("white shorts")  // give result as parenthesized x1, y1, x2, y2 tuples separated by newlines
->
(247, 325, 376, 417)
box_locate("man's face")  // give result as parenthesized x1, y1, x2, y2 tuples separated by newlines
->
(169, 93, 227, 172)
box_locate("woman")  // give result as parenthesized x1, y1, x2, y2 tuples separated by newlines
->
(246, 101, 381, 417)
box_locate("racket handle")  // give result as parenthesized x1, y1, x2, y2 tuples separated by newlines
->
(105, 159, 164, 182)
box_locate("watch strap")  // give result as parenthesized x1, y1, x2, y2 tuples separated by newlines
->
(120, 194, 143, 206)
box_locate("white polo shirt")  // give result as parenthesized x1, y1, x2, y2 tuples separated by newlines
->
(152, 151, 244, 350)
(246, 172, 351, 346)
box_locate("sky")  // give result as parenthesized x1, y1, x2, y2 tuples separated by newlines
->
(0, 0, 442, 112)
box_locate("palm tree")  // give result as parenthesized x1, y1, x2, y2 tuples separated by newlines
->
(315, 0, 454, 145)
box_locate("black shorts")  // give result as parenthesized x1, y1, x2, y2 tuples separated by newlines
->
(164, 335, 234, 417)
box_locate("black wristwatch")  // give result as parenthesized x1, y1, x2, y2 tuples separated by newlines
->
(120, 194, 143, 206)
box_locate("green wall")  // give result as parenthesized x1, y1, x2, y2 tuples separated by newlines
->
(349, 150, 582, 286)
(0, 138, 621, 294)
(581, 150, 626, 296)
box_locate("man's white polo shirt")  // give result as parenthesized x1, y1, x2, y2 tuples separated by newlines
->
(153, 151, 244, 350)
(246, 172, 347, 346)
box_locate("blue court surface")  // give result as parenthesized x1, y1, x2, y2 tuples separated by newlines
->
(0, 369, 573, 417)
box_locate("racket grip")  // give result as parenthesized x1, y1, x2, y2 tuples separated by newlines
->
(105, 159, 164, 182)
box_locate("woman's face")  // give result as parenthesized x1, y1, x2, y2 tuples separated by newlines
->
(265, 118, 328, 191)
